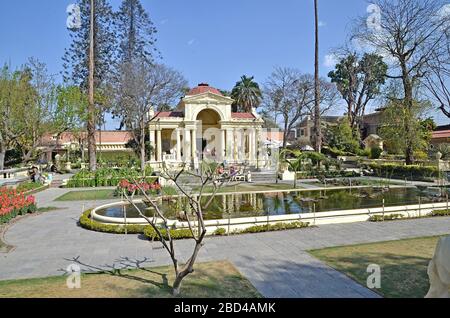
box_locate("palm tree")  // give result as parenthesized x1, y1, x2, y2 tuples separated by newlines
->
(313, 0, 322, 153)
(231, 75, 262, 113)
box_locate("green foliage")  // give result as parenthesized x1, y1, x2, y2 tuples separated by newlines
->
(143, 226, 194, 241)
(0, 204, 37, 224)
(379, 99, 433, 158)
(431, 209, 450, 217)
(365, 162, 438, 181)
(231, 75, 262, 113)
(66, 167, 157, 188)
(328, 53, 387, 130)
(325, 118, 360, 153)
(369, 214, 404, 222)
(213, 228, 227, 236)
(79, 209, 149, 234)
(369, 147, 383, 159)
(240, 222, 310, 233)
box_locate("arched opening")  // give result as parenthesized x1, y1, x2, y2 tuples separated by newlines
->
(196, 109, 222, 159)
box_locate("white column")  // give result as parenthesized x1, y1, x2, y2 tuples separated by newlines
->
(149, 129, 156, 162)
(220, 129, 226, 161)
(226, 129, 234, 161)
(176, 129, 181, 162)
(184, 128, 191, 162)
(156, 130, 162, 162)
(191, 129, 197, 160)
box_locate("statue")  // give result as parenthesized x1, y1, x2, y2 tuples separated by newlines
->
(426, 236, 450, 298)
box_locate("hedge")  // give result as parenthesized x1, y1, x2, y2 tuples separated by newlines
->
(66, 167, 157, 188)
(79, 210, 310, 239)
(213, 221, 310, 236)
(431, 209, 450, 217)
(364, 162, 439, 181)
(369, 214, 404, 222)
(79, 209, 194, 240)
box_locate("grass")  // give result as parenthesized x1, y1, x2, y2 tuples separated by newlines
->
(37, 206, 63, 213)
(0, 261, 261, 298)
(309, 236, 449, 298)
(55, 189, 116, 201)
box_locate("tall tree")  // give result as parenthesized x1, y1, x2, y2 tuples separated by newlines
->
(313, 0, 322, 152)
(328, 53, 387, 133)
(352, 0, 450, 164)
(231, 75, 263, 113)
(263, 67, 338, 148)
(113, 0, 160, 130)
(114, 61, 187, 172)
(0, 65, 35, 170)
(87, 0, 96, 171)
(17, 59, 58, 162)
(116, 0, 158, 65)
(63, 0, 116, 171)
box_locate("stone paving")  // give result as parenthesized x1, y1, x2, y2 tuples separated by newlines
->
(1, 188, 450, 298)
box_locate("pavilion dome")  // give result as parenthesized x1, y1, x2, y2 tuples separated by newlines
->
(186, 83, 223, 96)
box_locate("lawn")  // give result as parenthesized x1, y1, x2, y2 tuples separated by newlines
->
(309, 236, 448, 298)
(0, 261, 261, 298)
(55, 189, 116, 201)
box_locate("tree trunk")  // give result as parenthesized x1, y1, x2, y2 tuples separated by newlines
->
(171, 240, 204, 296)
(401, 62, 414, 165)
(87, 0, 97, 172)
(140, 120, 146, 175)
(313, 0, 322, 153)
(0, 145, 6, 171)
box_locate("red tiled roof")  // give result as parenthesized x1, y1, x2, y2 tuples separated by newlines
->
(155, 111, 184, 118)
(41, 131, 134, 145)
(232, 113, 256, 119)
(187, 83, 223, 96)
(432, 130, 450, 139)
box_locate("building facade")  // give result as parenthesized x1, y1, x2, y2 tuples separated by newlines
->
(147, 83, 265, 168)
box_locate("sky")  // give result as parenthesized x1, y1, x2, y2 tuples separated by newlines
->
(0, 0, 447, 127)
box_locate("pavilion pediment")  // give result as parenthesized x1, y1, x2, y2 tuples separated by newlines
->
(182, 92, 234, 106)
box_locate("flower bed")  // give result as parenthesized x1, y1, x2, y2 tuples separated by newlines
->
(0, 188, 37, 224)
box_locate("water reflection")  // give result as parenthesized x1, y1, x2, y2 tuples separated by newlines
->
(97, 187, 445, 221)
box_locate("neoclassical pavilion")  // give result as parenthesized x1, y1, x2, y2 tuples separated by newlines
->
(147, 83, 264, 169)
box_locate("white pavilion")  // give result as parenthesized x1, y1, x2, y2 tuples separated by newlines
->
(147, 83, 265, 169)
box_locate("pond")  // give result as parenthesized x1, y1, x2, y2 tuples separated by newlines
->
(95, 186, 448, 221)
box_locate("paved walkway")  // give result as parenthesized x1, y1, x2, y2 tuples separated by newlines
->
(1, 188, 450, 298)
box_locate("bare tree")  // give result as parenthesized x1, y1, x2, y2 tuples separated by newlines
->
(122, 160, 225, 296)
(114, 61, 187, 173)
(424, 50, 450, 118)
(352, 0, 450, 163)
(263, 67, 338, 148)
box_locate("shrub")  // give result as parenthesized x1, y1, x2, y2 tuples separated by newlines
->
(431, 209, 450, 217)
(213, 228, 227, 236)
(369, 214, 404, 222)
(241, 222, 309, 233)
(66, 167, 158, 188)
(364, 162, 438, 181)
(370, 147, 383, 159)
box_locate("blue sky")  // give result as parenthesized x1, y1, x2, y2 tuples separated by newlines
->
(0, 0, 446, 125)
